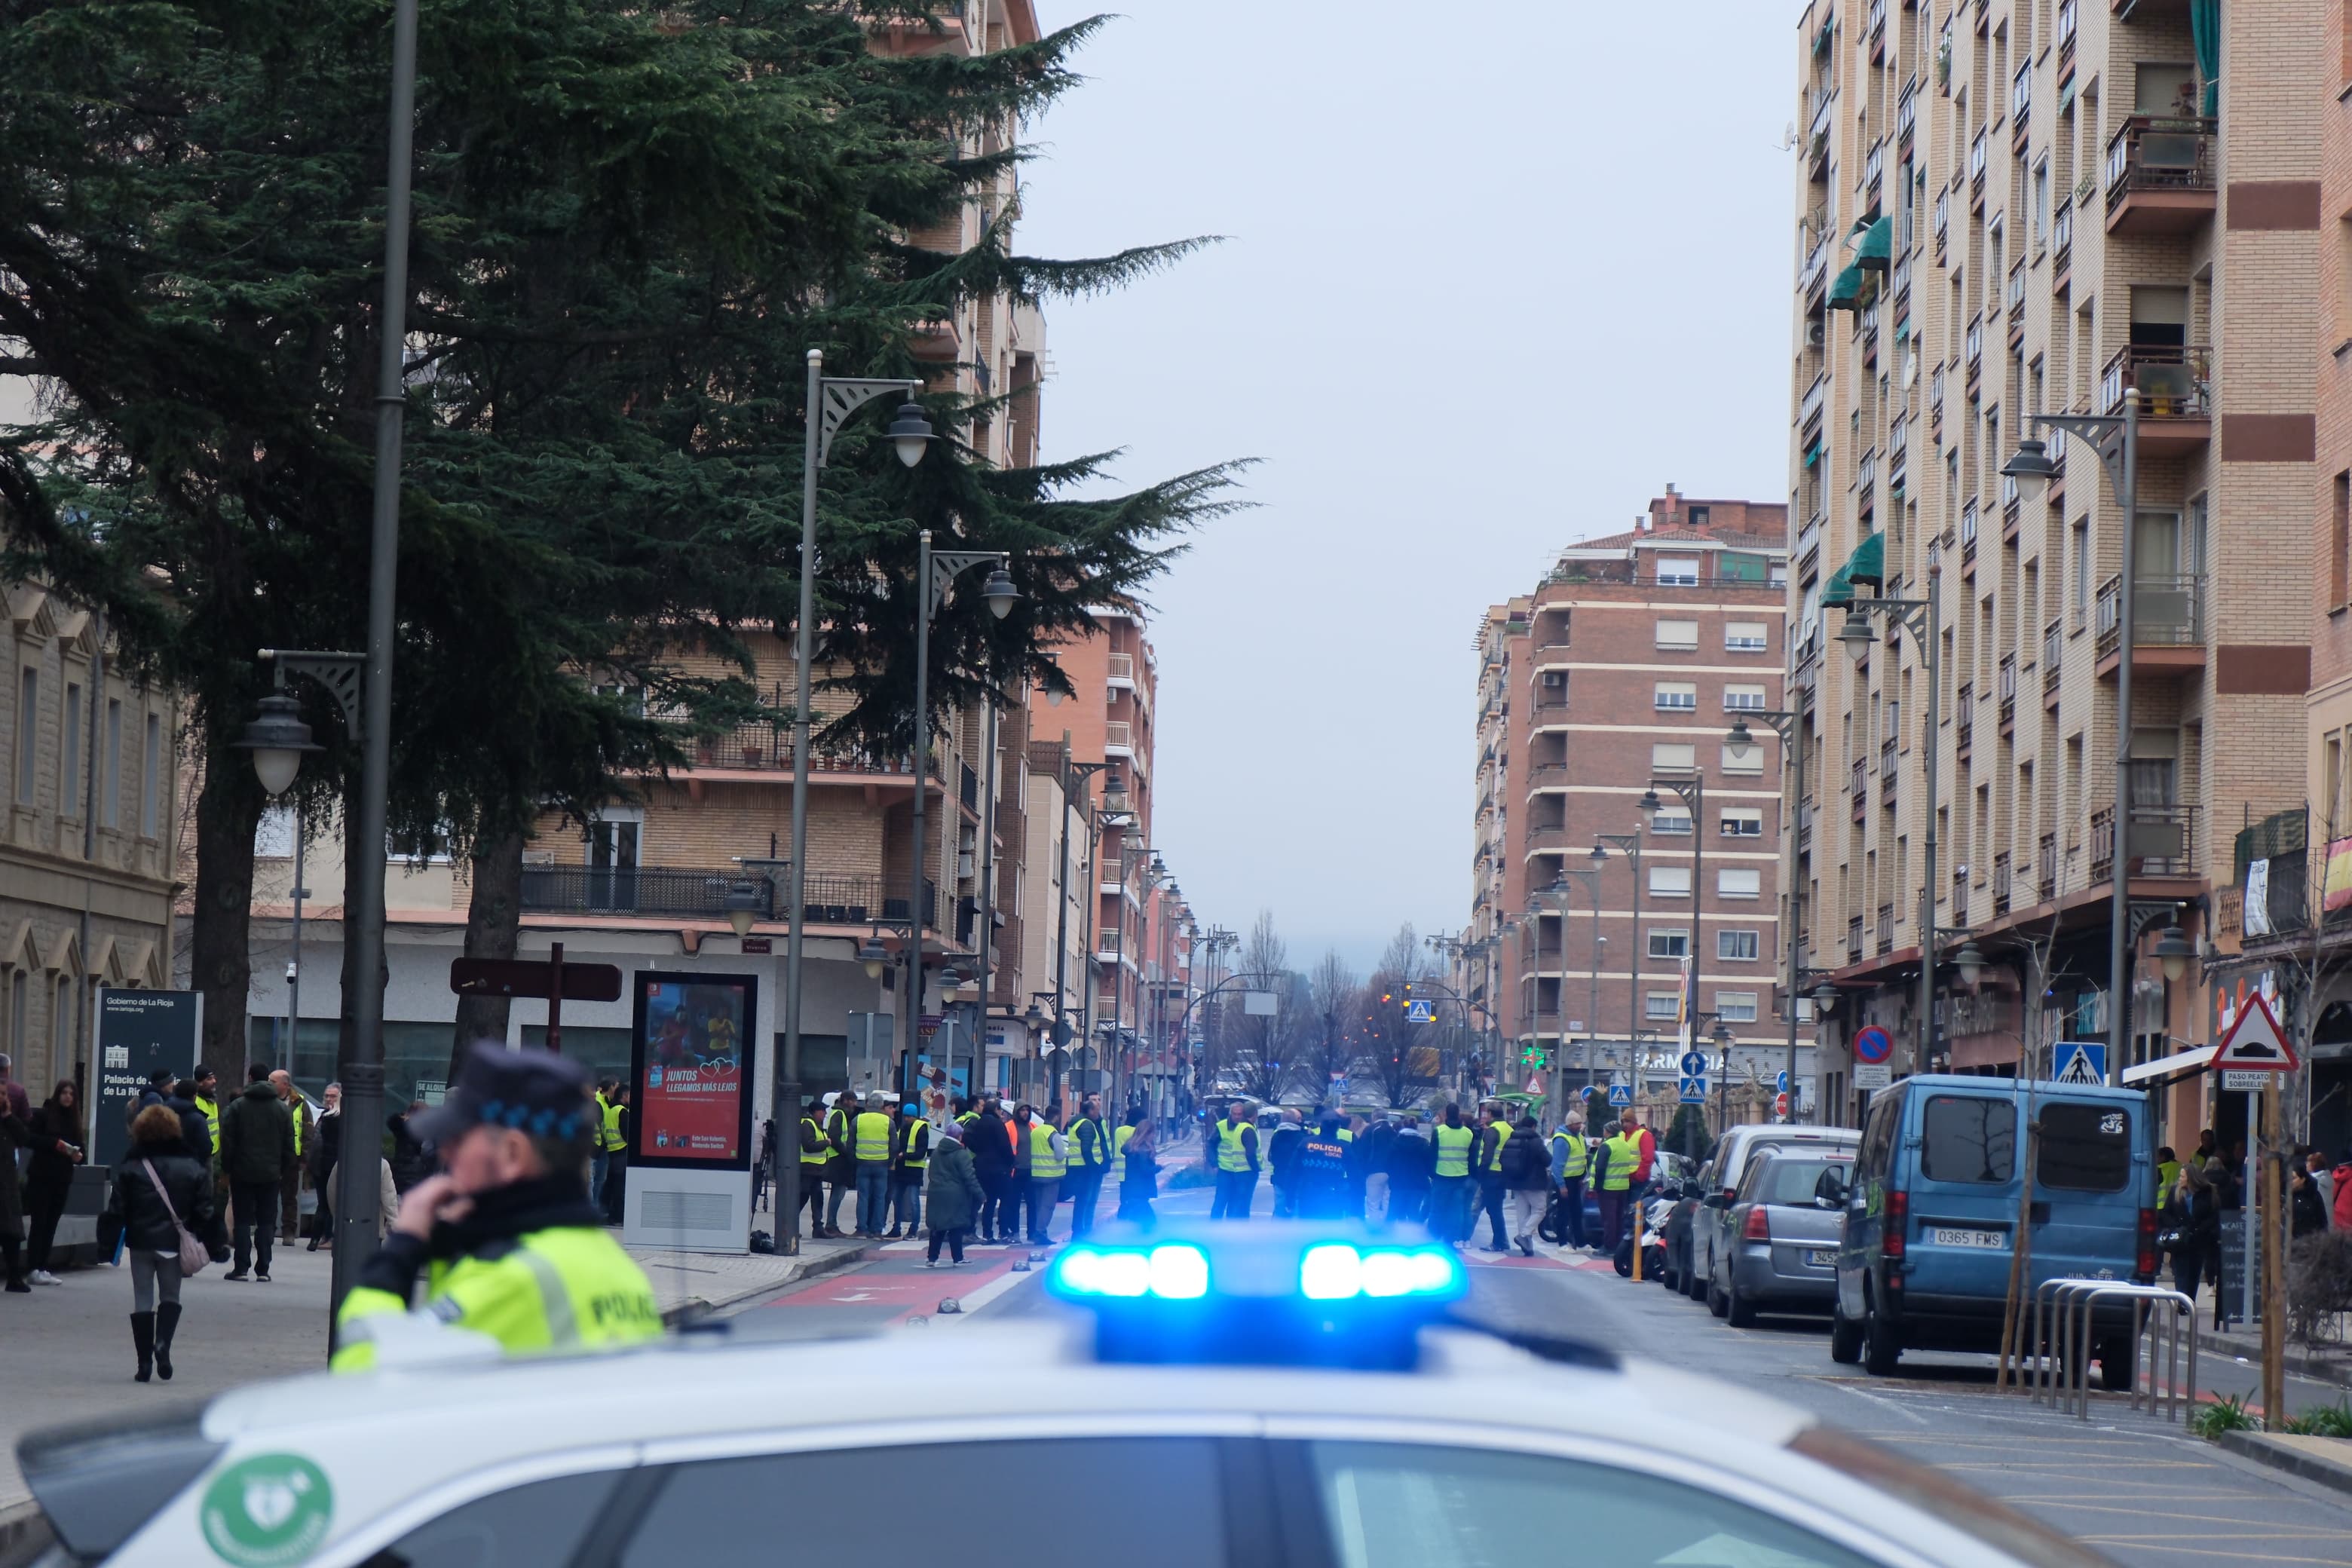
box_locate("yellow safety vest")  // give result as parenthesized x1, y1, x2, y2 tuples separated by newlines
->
(1600, 1134, 1640, 1191)
(1217, 1119, 1253, 1171)
(1030, 1122, 1067, 1180)
(289, 1095, 305, 1159)
(799, 1116, 828, 1166)
(899, 1119, 930, 1171)
(334, 1224, 660, 1373)
(1072, 1116, 1110, 1168)
(1477, 1124, 1511, 1174)
(1114, 1124, 1135, 1159)
(1433, 1123, 1475, 1178)
(827, 1108, 853, 1156)
(599, 1095, 628, 1154)
(1551, 1130, 1590, 1180)
(194, 1095, 220, 1170)
(854, 1110, 895, 1163)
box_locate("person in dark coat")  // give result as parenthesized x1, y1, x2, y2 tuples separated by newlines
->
(1116, 1112, 1159, 1223)
(387, 1101, 435, 1193)
(922, 1119, 986, 1266)
(2292, 1162, 2330, 1237)
(0, 1082, 42, 1291)
(822, 1092, 858, 1238)
(1294, 1110, 1352, 1220)
(968, 1095, 1015, 1243)
(1500, 1115, 1552, 1257)
(308, 1082, 342, 1251)
(1266, 1109, 1306, 1218)
(216, 1063, 294, 1282)
(23, 1080, 87, 1285)
(100, 1103, 224, 1381)
(1385, 1116, 1433, 1225)
(2167, 1162, 2221, 1315)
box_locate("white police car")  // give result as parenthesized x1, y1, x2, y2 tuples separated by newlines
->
(13, 1223, 2107, 1568)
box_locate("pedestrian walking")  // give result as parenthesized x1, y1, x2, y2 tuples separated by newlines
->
(332, 1046, 660, 1370)
(1386, 1114, 1432, 1225)
(2305, 1150, 2334, 1217)
(1115, 1112, 1159, 1223)
(969, 1094, 1015, 1242)
(1472, 1105, 1511, 1252)
(822, 1092, 859, 1237)
(1294, 1109, 1352, 1220)
(1209, 1101, 1260, 1220)
(1501, 1114, 1551, 1257)
(923, 1119, 985, 1266)
(23, 1080, 87, 1285)
(1023, 1104, 1067, 1245)
(1429, 1104, 1476, 1245)
(1267, 1107, 1305, 1218)
(1066, 1096, 1113, 1237)
(1548, 1111, 1591, 1251)
(308, 1082, 342, 1251)
(850, 1095, 896, 1237)
(599, 1083, 632, 1227)
(100, 1103, 224, 1381)
(218, 1063, 295, 1282)
(2167, 1162, 2219, 1306)
(269, 1070, 311, 1243)
(887, 1102, 928, 1239)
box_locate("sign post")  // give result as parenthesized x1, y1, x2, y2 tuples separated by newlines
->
(2206, 991, 2296, 1426)
(449, 946, 623, 1055)
(91, 990, 203, 1171)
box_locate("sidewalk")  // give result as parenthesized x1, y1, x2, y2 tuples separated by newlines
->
(2219, 1431, 2352, 1499)
(2185, 1283, 2352, 1392)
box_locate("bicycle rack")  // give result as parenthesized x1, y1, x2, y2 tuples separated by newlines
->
(2026, 1279, 2195, 1422)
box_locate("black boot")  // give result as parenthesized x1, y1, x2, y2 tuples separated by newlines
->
(155, 1303, 181, 1381)
(130, 1313, 155, 1383)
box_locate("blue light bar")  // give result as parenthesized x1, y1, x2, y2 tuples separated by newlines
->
(1052, 1244, 1211, 1301)
(1300, 1243, 1463, 1301)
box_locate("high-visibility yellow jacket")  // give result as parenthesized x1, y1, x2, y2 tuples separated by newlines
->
(798, 1116, 828, 1166)
(853, 1110, 895, 1164)
(597, 1094, 629, 1154)
(1070, 1116, 1111, 1168)
(1433, 1122, 1475, 1178)
(899, 1119, 930, 1171)
(1216, 1118, 1256, 1172)
(1030, 1121, 1067, 1180)
(1600, 1133, 1640, 1191)
(1551, 1129, 1590, 1180)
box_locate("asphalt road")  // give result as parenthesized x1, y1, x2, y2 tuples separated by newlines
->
(726, 1165, 2352, 1566)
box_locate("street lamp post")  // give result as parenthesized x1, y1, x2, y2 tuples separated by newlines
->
(1640, 774, 1710, 1104)
(1835, 566, 1941, 1075)
(1729, 700, 1809, 1122)
(1548, 857, 1606, 1107)
(1596, 826, 1646, 1098)
(1104, 841, 1156, 1119)
(2004, 390, 2140, 1085)
(779, 357, 930, 1254)
(1049, 756, 1118, 1108)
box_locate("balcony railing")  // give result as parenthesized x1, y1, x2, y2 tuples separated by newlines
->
(2001, 471, 2021, 529)
(2104, 115, 2217, 201)
(690, 724, 944, 783)
(1929, 364, 1945, 414)
(2012, 62, 2032, 127)
(2090, 803, 2195, 881)
(2095, 573, 2206, 658)
(1955, 682, 1974, 751)
(1997, 654, 2018, 727)
(1960, 498, 1979, 563)
(1857, 448, 1878, 496)
(1891, 251, 1912, 304)
(2056, 0, 2078, 63)
(1848, 915, 1865, 963)
(2044, 618, 2063, 693)
(2099, 343, 2211, 420)
(1800, 372, 1827, 430)
(1796, 513, 1824, 565)
(1105, 652, 1135, 683)
(1864, 140, 1885, 195)
(1965, 316, 1983, 373)
(1897, 79, 1918, 144)
(2038, 831, 2059, 903)
(2052, 197, 2073, 266)
(1934, 188, 1951, 249)
(1868, 0, 1888, 43)
(1970, 129, 1989, 194)
(1876, 904, 1895, 954)
(1524, 762, 1570, 790)
(1851, 758, 1867, 823)
(2006, 259, 2027, 318)
(1881, 740, 1900, 801)
(1992, 853, 2013, 915)
(519, 865, 939, 929)
(1104, 721, 1134, 750)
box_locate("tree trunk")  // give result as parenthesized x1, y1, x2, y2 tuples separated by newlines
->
(191, 739, 267, 1077)
(451, 825, 525, 1078)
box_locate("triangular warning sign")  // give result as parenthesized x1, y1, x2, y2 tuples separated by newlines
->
(2210, 991, 2298, 1072)
(2054, 1045, 2102, 1086)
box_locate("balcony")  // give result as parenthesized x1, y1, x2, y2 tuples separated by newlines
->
(1888, 418, 1908, 489)
(1897, 79, 1918, 146)
(1960, 498, 1979, 568)
(2052, 198, 2073, 279)
(1880, 740, 1899, 802)
(519, 865, 939, 930)
(2043, 618, 2064, 699)
(1524, 762, 1570, 792)
(1929, 363, 1945, 415)
(1857, 447, 1878, 500)
(1867, 0, 1888, 57)
(1796, 512, 1824, 570)
(2090, 803, 2196, 882)
(1934, 188, 1950, 256)
(1876, 903, 1895, 954)
(1522, 824, 1576, 859)
(1104, 652, 1136, 687)
(1992, 853, 2013, 915)
(2006, 259, 2027, 329)
(1864, 140, 1885, 199)
(1955, 681, 1974, 758)
(1799, 372, 1827, 433)
(2001, 472, 2022, 537)
(1970, 129, 1989, 206)
(688, 724, 945, 786)
(2099, 343, 2212, 455)
(2011, 63, 2032, 146)
(1802, 235, 1832, 300)
(2095, 572, 2208, 677)
(1103, 720, 1136, 755)
(2038, 831, 2059, 903)
(1799, 801, 1815, 854)
(2104, 116, 2216, 234)
(1848, 914, 1865, 963)
(1851, 758, 1867, 824)
(1891, 251, 1912, 308)
(2057, 0, 2078, 69)
(1997, 654, 2018, 733)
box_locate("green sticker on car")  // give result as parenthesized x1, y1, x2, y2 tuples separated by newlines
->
(200, 1453, 335, 1566)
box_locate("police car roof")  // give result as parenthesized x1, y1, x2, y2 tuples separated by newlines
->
(1900, 1071, 2147, 1104)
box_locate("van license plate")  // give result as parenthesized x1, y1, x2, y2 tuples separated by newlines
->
(1931, 1227, 2007, 1249)
(1805, 1248, 1837, 1267)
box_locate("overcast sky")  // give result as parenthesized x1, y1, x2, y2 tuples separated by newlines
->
(1021, 2, 1798, 973)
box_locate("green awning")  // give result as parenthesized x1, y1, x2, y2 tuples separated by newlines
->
(1821, 530, 1885, 608)
(1828, 264, 1864, 311)
(1854, 215, 1892, 273)
(1894, 316, 1910, 342)
(1802, 439, 1823, 467)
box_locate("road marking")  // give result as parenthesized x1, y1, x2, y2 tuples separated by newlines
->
(1816, 1378, 1931, 1426)
(932, 1263, 1044, 1322)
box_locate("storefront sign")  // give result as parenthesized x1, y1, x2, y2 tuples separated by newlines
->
(630, 972, 756, 1168)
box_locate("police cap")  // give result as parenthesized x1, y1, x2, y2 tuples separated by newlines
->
(414, 1044, 595, 1145)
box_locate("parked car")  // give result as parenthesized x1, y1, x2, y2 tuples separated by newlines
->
(1829, 1074, 2155, 1385)
(1690, 1125, 1861, 1306)
(1707, 1150, 1852, 1325)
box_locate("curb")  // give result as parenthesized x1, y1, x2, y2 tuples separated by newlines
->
(2218, 1431, 2352, 1499)
(2194, 1331, 2352, 1392)
(658, 1240, 878, 1327)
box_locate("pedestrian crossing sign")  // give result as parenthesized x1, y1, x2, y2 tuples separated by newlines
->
(1406, 999, 1435, 1024)
(1607, 1083, 1632, 1106)
(2052, 1041, 2107, 1086)
(1678, 1076, 1707, 1104)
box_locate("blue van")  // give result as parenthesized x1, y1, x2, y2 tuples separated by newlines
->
(1828, 1074, 2156, 1385)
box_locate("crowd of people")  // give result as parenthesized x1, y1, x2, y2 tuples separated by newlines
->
(2157, 1127, 2352, 1327)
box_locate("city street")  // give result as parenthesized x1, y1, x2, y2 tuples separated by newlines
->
(723, 1168, 2352, 1568)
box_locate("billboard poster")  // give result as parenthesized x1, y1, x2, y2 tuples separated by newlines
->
(629, 972, 755, 1169)
(92, 988, 203, 1171)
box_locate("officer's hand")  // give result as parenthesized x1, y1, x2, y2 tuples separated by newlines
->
(394, 1174, 473, 1240)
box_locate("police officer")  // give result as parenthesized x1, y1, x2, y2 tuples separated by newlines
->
(332, 1046, 660, 1370)
(1066, 1095, 1112, 1237)
(1210, 1101, 1260, 1220)
(1295, 1108, 1352, 1220)
(1429, 1104, 1476, 1245)
(851, 1096, 897, 1237)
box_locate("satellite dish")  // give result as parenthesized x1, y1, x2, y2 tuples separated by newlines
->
(1779, 121, 1799, 151)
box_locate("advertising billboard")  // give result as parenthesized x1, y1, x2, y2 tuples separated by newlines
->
(629, 972, 755, 1169)
(92, 989, 203, 1171)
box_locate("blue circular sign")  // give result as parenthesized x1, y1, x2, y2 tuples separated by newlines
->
(1852, 1024, 1894, 1064)
(1680, 1051, 1709, 1077)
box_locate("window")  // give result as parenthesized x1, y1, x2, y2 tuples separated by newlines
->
(1648, 929, 1689, 959)
(1719, 867, 1762, 899)
(15, 667, 35, 803)
(1652, 743, 1695, 773)
(2039, 1101, 2132, 1191)
(6, 969, 23, 1058)
(2032, 158, 2050, 243)
(102, 698, 120, 827)
(1721, 808, 1765, 837)
(1655, 619, 1699, 651)
(623, 1441, 1226, 1568)
(1646, 991, 1683, 1021)
(1721, 743, 1763, 776)
(1306, 1443, 1877, 1568)
(378, 1470, 622, 1568)
(1653, 681, 1697, 712)
(1655, 555, 1701, 586)
(1714, 992, 1759, 1023)
(1649, 865, 1692, 899)
(1724, 684, 1767, 711)
(60, 683, 81, 816)
(51, 974, 72, 1064)
(1719, 929, 1760, 961)
(140, 712, 161, 837)
(1922, 1095, 2018, 1183)
(1726, 621, 1769, 651)
(2335, 473, 2350, 611)
(1650, 811, 1693, 836)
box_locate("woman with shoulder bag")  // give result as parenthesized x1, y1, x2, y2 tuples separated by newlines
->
(2167, 1162, 2220, 1307)
(100, 1104, 223, 1383)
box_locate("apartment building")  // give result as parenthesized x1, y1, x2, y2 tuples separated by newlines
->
(1, 580, 179, 1101)
(1469, 491, 1793, 1121)
(1789, 0, 2317, 1143)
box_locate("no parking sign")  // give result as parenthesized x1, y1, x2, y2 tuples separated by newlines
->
(1851, 1024, 1894, 1065)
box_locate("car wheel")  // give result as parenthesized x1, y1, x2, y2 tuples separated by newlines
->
(1684, 1249, 1710, 1300)
(1706, 1267, 1729, 1318)
(2096, 1333, 2136, 1394)
(1828, 1299, 1864, 1364)
(1861, 1294, 1901, 1376)
(1725, 1276, 1757, 1328)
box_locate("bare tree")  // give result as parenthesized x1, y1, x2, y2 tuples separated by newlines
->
(1305, 950, 1359, 1100)
(1358, 923, 1437, 1109)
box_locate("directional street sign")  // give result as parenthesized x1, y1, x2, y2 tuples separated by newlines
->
(1678, 1076, 1708, 1104)
(1406, 999, 1435, 1024)
(2210, 991, 2297, 1073)
(2053, 1041, 2107, 1086)
(1607, 1083, 1633, 1107)
(1776, 1069, 1790, 1093)
(1680, 1051, 1709, 1077)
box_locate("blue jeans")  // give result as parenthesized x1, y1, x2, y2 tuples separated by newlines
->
(891, 1177, 921, 1233)
(1477, 1181, 1508, 1248)
(1557, 1176, 1590, 1248)
(855, 1165, 891, 1233)
(1211, 1168, 1256, 1220)
(590, 1150, 609, 1208)
(1429, 1176, 1473, 1242)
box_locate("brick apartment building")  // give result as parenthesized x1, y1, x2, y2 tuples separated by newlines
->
(1468, 489, 1792, 1125)
(1789, 0, 2318, 1144)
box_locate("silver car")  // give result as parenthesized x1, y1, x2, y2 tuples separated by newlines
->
(1710, 1150, 1853, 1327)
